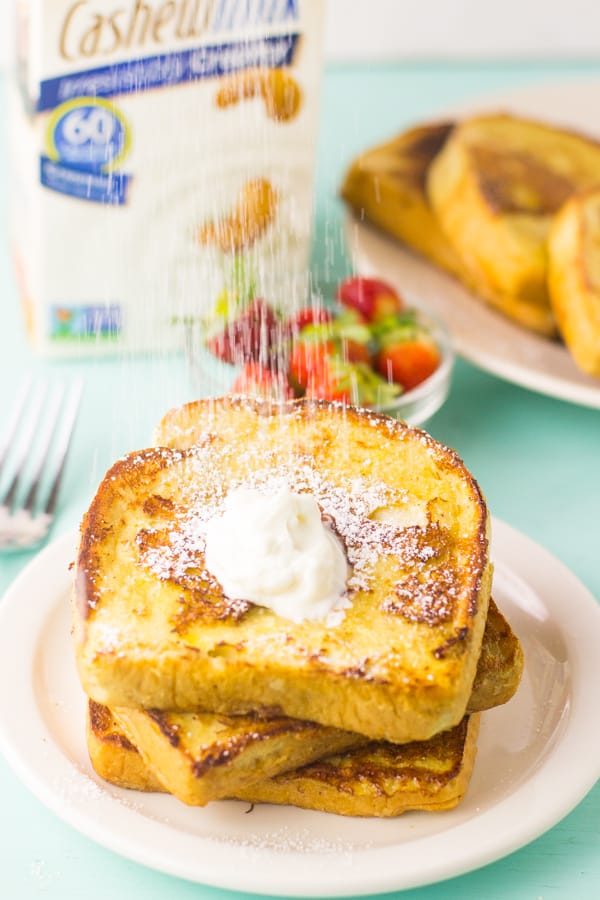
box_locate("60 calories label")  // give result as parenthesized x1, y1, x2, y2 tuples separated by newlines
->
(41, 97, 132, 204)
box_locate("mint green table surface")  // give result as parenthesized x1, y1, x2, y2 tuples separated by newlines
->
(1, 62, 599, 899)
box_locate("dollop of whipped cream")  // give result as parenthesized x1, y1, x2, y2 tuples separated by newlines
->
(204, 486, 349, 624)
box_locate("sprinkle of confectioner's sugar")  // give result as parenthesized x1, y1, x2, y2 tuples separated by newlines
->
(140, 448, 446, 617)
(54, 763, 106, 803)
(54, 762, 148, 812)
(95, 622, 127, 652)
(30, 859, 61, 889)
(208, 824, 371, 857)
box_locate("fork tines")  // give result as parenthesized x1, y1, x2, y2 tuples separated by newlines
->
(0, 377, 82, 550)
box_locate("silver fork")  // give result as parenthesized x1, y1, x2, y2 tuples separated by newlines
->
(0, 377, 83, 552)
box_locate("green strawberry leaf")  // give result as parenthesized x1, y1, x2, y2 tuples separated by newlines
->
(327, 358, 402, 406)
(297, 322, 335, 344)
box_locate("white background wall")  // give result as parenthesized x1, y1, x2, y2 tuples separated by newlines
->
(2, 1, 600, 67)
(324, 0, 600, 61)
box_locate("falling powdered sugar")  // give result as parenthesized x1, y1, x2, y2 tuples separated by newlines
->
(140, 453, 438, 623)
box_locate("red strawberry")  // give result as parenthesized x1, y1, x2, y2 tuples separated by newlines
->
(303, 357, 352, 403)
(342, 338, 371, 366)
(376, 339, 441, 392)
(231, 362, 295, 400)
(206, 299, 285, 365)
(291, 306, 334, 332)
(305, 377, 351, 403)
(288, 340, 336, 391)
(337, 276, 404, 322)
(302, 356, 399, 406)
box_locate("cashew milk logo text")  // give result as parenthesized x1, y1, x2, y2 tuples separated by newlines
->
(59, 0, 301, 60)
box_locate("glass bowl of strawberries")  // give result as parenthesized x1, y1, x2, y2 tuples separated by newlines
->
(187, 276, 454, 426)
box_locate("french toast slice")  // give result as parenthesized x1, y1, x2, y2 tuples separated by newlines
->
(427, 113, 600, 332)
(340, 122, 464, 276)
(547, 188, 600, 377)
(469, 597, 523, 709)
(109, 706, 361, 806)
(155, 398, 520, 716)
(340, 120, 557, 336)
(87, 700, 160, 791)
(103, 597, 520, 806)
(237, 713, 481, 816)
(87, 701, 481, 817)
(74, 397, 492, 743)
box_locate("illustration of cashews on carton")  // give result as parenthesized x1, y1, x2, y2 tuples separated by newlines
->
(9, 0, 326, 357)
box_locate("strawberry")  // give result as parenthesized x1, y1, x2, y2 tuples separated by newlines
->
(206, 299, 286, 366)
(289, 338, 354, 402)
(303, 357, 401, 406)
(337, 276, 404, 322)
(376, 338, 441, 392)
(290, 306, 334, 332)
(295, 308, 372, 367)
(288, 332, 398, 405)
(342, 338, 372, 366)
(231, 362, 295, 400)
(288, 340, 336, 392)
(303, 357, 352, 403)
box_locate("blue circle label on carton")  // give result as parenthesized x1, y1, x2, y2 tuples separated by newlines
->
(46, 98, 131, 173)
(42, 98, 132, 204)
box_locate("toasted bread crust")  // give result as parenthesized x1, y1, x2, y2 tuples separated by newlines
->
(111, 705, 361, 805)
(86, 700, 161, 791)
(341, 119, 558, 336)
(427, 113, 600, 322)
(548, 188, 600, 376)
(87, 701, 480, 817)
(340, 122, 464, 275)
(237, 714, 481, 816)
(106, 595, 519, 806)
(75, 398, 491, 743)
(471, 599, 524, 706)
(88, 595, 520, 805)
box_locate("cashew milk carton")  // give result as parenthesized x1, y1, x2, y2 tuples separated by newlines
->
(10, 1, 325, 356)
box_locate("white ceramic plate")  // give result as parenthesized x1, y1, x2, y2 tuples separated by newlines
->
(0, 523, 599, 897)
(346, 79, 600, 409)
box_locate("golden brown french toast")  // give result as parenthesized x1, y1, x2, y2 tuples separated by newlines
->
(340, 119, 557, 336)
(106, 597, 520, 806)
(238, 713, 481, 816)
(74, 397, 492, 743)
(154, 399, 521, 717)
(87, 700, 161, 791)
(340, 122, 464, 275)
(427, 113, 600, 332)
(548, 188, 600, 376)
(90, 592, 518, 807)
(110, 705, 361, 806)
(470, 598, 524, 707)
(87, 701, 480, 817)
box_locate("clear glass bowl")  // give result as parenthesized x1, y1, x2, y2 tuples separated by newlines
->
(184, 310, 454, 428)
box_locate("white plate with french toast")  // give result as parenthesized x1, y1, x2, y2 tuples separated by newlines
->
(344, 79, 600, 409)
(0, 520, 599, 896)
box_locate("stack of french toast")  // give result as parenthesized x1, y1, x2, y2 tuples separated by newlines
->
(74, 397, 523, 816)
(341, 113, 600, 377)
